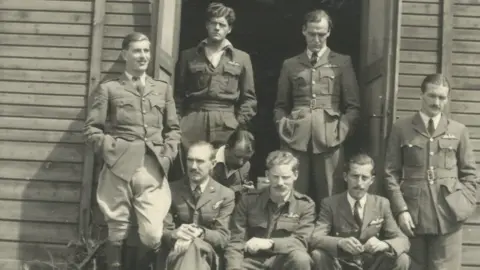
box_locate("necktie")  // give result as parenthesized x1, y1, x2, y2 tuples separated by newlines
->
(132, 76, 144, 94)
(192, 185, 202, 203)
(428, 118, 435, 137)
(353, 200, 362, 227)
(310, 52, 318, 66)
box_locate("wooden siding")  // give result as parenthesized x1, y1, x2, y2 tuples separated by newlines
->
(0, 0, 91, 267)
(396, 0, 480, 268)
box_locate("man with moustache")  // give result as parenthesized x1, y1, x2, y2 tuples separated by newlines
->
(274, 9, 360, 208)
(384, 73, 477, 270)
(162, 141, 235, 270)
(310, 154, 411, 270)
(84, 32, 181, 269)
(175, 2, 257, 150)
(212, 128, 255, 202)
(224, 150, 316, 270)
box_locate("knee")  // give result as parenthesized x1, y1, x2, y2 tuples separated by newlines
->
(139, 230, 163, 249)
(286, 250, 312, 268)
(310, 249, 334, 269)
(394, 253, 411, 270)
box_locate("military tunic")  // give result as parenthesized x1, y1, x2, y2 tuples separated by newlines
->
(384, 113, 477, 270)
(224, 188, 315, 270)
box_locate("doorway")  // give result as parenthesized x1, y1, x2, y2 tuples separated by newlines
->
(178, 0, 363, 180)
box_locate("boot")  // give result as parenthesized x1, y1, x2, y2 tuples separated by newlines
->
(105, 240, 123, 270)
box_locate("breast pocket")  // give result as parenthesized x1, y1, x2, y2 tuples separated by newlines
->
(401, 138, 426, 167)
(437, 139, 458, 169)
(188, 63, 210, 90)
(318, 67, 336, 94)
(221, 64, 242, 93)
(112, 98, 137, 124)
(148, 97, 166, 127)
(276, 216, 299, 233)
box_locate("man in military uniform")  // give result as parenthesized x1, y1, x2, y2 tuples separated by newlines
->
(384, 73, 478, 270)
(84, 32, 181, 269)
(212, 128, 255, 202)
(274, 9, 360, 207)
(162, 141, 235, 270)
(175, 2, 257, 149)
(311, 153, 411, 270)
(224, 150, 315, 270)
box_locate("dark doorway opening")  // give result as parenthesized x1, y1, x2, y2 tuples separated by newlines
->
(179, 0, 362, 180)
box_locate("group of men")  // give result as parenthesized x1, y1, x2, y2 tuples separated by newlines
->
(84, 2, 478, 270)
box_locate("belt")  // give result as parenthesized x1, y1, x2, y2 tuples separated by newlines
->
(403, 167, 458, 181)
(293, 95, 340, 110)
(188, 101, 235, 112)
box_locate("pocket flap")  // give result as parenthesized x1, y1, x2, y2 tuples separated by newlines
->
(324, 108, 340, 117)
(188, 63, 206, 73)
(224, 64, 242, 76)
(401, 137, 424, 149)
(440, 179, 463, 193)
(150, 98, 166, 108)
(320, 68, 336, 79)
(438, 139, 458, 151)
(114, 98, 134, 108)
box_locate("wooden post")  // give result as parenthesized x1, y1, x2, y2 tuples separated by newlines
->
(440, 0, 453, 115)
(79, 0, 106, 240)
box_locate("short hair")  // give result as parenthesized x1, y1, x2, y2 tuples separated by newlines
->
(420, 73, 450, 93)
(345, 153, 375, 175)
(188, 141, 216, 161)
(121, 32, 149, 50)
(205, 2, 236, 26)
(266, 150, 299, 173)
(303, 9, 333, 31)
(225, 128, 255, 154)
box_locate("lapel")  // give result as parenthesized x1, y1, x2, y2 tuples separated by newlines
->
(432, 114, 448, 138)
(411, 112, 429, 138)
(118, 73, 141, 97)
(142, 76, 155, 96)
(178, 178, 195, 210)
(315, 47, 334, 67)
(338, 192, 358, 228)
(196, 179, 217, 210)
(360, 195, 379, 236)
(297, 51, 311, 68)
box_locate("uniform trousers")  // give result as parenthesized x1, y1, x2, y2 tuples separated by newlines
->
(286, 143, 345, 208)
(240, 250, 312, 270)
(97, 152, 171, 249)
(408, 227, 463, 270)
(165, 238, 220, 270)
(311, 249, 411, 270)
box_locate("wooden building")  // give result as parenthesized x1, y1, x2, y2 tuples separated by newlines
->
(0, 0, 478, 269)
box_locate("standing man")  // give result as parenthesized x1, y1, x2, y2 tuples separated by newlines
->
(224, 150, 315, 270)
(212, 128, 255, 202)
(175, 2, 257, 149)
(162, 141, 235, 270)
(84, 32, 181, 269)
(274, 9, 360, 207)
(384, 73, 478, 270)
(310, 153, 411, 270)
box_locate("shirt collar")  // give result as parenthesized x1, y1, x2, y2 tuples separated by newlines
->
(124, 71, 146, 85)
(198, 39, 233, 55)
(306, 46, 327, 60)
(191, 178, 210, 193)
(419, 111, 442, 130)
(346, 192, 367, 211)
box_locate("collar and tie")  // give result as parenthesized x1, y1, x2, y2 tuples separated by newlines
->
(353, 200, 363, 227)
(192, 185, 202, 203)
(132, 76, 145, 95)
(428, 118, 436, 137)
(310, 51, 318, 66)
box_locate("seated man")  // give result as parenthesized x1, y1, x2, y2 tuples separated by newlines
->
(310, 153, 411, 270)
(212, 128, 255, 202)
(224, 150, 315, 270)
(162, 141, 236, 270)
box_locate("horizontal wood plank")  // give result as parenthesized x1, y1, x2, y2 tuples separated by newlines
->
(401, 38, 439, 51)
(0, 34, 89, 48)
(0, 141, 84, 163)
(0, 81, 87, 96)
(454, 16, 480, 29)
(0, 105, 85, 120)
(0, 10, 91, 24)
(401, 26, 439, 39)
(101, 61, 125, 73)
(0, 45, 89, 60)
(452, 114, 480, 127)
(453, 64, 480, 78)
(0, 117, 83, 131)
(453, 40, 480, 53)
(0, 70, 88, 84)
(0, 0, 92, 12)
(402, 2, 440, 15)
(399, 62, 438, 75)
(106, 2, 151, 14)
(103, 49, 123, 61)
(0, 22, 90, 36)
(462, 245, 480, 266)
(0, 160, 82, 182)
(0, 220, 77, 244)
(455, 4, 480, 17)
(0, 240, 73, 262)
(398, 74, 480, 90)
(104, 25, 150, 38)
(400, 51, 438, 63)
(0, 93, 85, 107)
(463, 225, 480, 245)
(105, 13, 150, 26)
(397, 87, 480, 102)
(402, 14, 439, 27)
(396, 99, 480, 114)
(0, 129, 83, 144)
(0, 200, 78, 223)
(0, 179, 80, 203)
(0, 57, 89, 72)
(454, 29, 480, 41)
(103, 37, 123, 49)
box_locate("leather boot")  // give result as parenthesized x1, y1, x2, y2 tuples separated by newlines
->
(105, 240, 123, 270)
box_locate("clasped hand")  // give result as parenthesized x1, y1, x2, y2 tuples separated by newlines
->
(338, 236, 389, 255)
(244, 237, 273, 254)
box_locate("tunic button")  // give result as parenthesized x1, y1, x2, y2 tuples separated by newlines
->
(144, 138, 148, 142)
(142, 110, 146, 114)
(312, 68, 315, 72)
(142, 98, 146, 101)
(429, 151, 434, 156)
(430, 138, 434, 142)
(312, 81, 316, 85)
(312, 94, 316, 98)
(144, 124, 148, 128)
